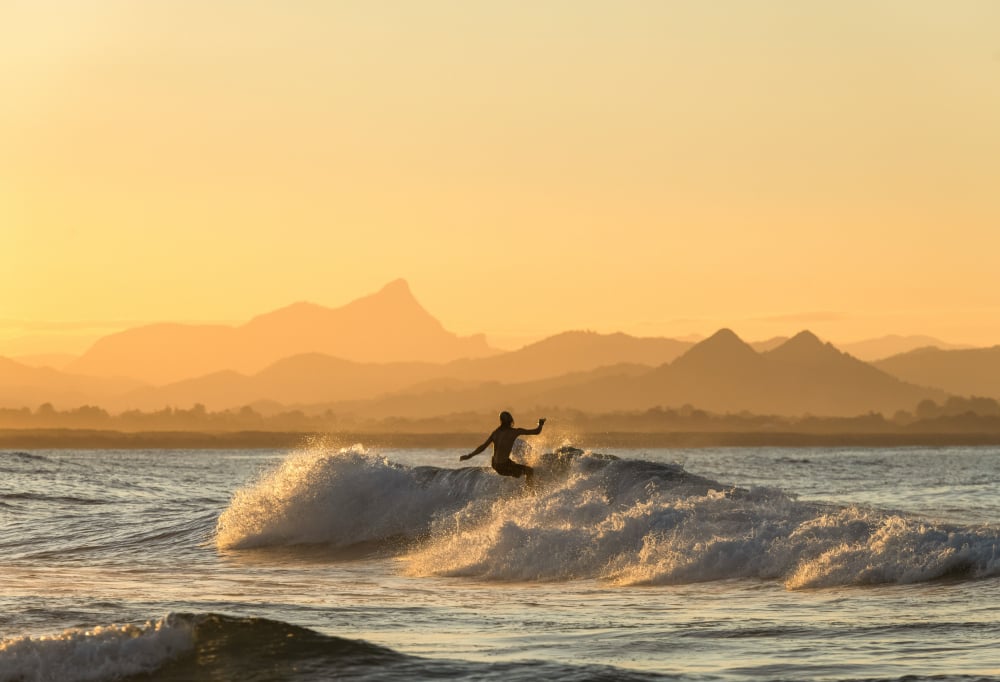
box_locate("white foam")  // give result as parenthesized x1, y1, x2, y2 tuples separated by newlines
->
(0, 614, 193, 682)
(786, 511, 1000, 589)
(215, 441, 510, 550)
(404, 455, 1000, 589)
(216, 443, 1000, 589)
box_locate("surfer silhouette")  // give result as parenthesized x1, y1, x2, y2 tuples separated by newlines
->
(460, 411, 545, 486)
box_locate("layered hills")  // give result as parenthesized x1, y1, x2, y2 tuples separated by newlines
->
(65, 279, 495, 384)
(101, 330, 692, 412)
(0, 280, 991, 422)
(0, 357, 143, 410)
(327, 330, 942, 419)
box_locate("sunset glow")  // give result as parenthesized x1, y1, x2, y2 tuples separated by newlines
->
(4, 1, 1000, 351)
(4, 6, 1000, 679)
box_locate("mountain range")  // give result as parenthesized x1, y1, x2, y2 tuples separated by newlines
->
(301, 329, 945, 420)
(64, 279, 494, 384)
(1, 280, 995, 420)
(0, 357, 144, 410)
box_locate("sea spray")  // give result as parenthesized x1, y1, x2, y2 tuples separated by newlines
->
(216, 443, 1000, 589)
(215, 441, 513, 550)
(404, 453, 751, 581)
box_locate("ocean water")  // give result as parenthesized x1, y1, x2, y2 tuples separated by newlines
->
(1, 440, 998, 681)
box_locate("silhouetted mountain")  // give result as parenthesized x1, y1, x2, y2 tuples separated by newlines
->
(765, 330, 835, 363)
(670, 328, 760, 372)
(67, 280, 495, 384)
(329, 329, 945, 418)
(0, 357, 145, 409)
(93, 329, 946, 417)
(661, 330, 943, 415)
(106, 331, 692, 411)
(875, 346, 1000, 399)
(319, 363, 654, 420)
(443, 330, 691, 383)
(624, 328, 769, 413)
(4, 301, 961, 419)
(755, 331, 944, 415)
(837, 334, 970, 361)
(110, 355, 444, 412)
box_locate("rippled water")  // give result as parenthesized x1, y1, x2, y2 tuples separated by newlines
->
(1, 444, 998, 681)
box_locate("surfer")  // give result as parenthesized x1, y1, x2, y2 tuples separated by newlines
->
(460, 411, 545, 486)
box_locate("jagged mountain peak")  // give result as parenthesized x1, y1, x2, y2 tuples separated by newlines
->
(246, 279, 422, 327)
(378, 278, 413, 296)
(789, 329, 823, 344)
(688, 328, 755, 354)
(774, 330, 826, 351)
(766, 330, 844, 363)
(66, 280, 495, 383)
(670, 328, 759, 370)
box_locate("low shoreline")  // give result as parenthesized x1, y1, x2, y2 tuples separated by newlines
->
(3, 428, 1000, 450)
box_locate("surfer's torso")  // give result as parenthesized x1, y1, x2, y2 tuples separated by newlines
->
(489, 425, 522, 465)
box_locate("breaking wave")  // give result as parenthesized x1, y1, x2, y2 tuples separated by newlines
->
(0, 613, 669, 682)
(0, 614, 193, 682)
(215, 444, 1000, 589)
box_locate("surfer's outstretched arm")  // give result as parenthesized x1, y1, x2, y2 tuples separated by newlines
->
(516, 418, 546, 437)
(460, 432, 494, 461)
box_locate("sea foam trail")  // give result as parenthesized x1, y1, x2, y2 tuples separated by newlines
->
(216, 444, 1000, 589)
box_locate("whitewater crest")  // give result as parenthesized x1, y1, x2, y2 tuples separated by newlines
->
(215, 442, 1000, 589)
(0, 612, 671, 681)
(0, 615, 194, 682)
(215, 440, 512, 551)
(0, 613, 410, 682)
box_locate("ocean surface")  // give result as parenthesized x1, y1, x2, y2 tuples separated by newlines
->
(1, 440, 999, 681)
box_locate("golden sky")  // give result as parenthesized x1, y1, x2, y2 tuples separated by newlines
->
(3, 1, 999, 352)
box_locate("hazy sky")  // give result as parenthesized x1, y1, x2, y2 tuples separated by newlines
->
(3, 1, 999, 352)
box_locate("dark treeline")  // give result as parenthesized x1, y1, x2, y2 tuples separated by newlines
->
(3, 396, 1000, 435)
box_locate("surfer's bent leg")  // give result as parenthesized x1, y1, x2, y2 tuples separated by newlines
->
(492, 459, 531, 480)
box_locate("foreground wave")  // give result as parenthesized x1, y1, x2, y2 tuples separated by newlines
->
(0, 612, 669, 682)
(216, 444, 1000, 589)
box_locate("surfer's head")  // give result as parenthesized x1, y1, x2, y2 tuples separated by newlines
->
(499, 411, 514, 426)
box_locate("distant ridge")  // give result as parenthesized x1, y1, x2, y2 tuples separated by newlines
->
(837, 334, 970, 361)
(10, 326, 950, 417)
(531, 329, 944, 417)
(10, 353, 78, 370)
(106, 331, 692, 411)
(67, 280, 495, 384)
(443, 330, 692, 384)
(110, 355, 443, 412)
(875, 346, 1000, 399)
(0, 356, 143, 409)
(2, 280, 975, 419)
(318, 329, 947, 419)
